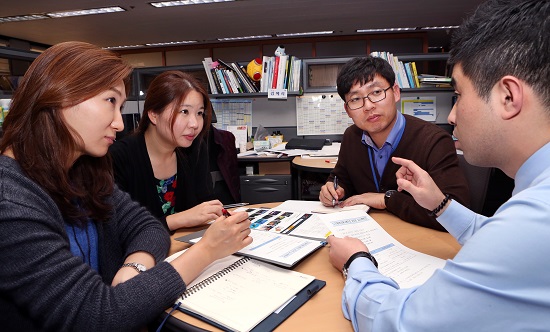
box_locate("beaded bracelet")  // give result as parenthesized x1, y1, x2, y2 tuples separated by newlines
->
(428, 193, 450, 216)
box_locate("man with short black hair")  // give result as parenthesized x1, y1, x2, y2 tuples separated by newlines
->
(327, 0, 550, 330)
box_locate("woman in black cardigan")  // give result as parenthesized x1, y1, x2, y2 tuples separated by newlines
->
(110, 71, 224, 231)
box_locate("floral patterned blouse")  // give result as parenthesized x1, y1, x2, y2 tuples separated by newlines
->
(156, 174, 177, 217)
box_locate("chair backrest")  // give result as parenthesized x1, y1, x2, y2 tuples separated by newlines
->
(457, 153, 492, 214)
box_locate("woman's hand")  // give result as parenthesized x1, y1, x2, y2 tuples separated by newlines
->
(170, 211, 252, 285)
(167, 200, 223, 229)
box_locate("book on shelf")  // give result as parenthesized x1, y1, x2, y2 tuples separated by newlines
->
(202, 58, 218, 94)
(371, 52, 429, 89)
(166, 250, 325, 332)
(258, 55, 301, 93)
(202, 57, 261, 95)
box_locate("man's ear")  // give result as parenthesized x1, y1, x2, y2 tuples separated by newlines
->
(499, 76, 523, 120)
(392, 83, 401, 103)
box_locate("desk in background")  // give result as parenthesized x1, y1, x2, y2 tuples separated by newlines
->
(292, 156, 337, 200)
(168, 202, 461, 331)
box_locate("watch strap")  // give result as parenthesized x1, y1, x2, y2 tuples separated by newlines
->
(344, 251, 378, 270)
(121, 262, 146, 273)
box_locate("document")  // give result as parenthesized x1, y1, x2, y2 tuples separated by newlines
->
(177, 229, 324, 268)
(276, 200, 370, 214)
(166, 250, 325, 332)
(319, 210, 446, 288)
(236, 205, 331, 241)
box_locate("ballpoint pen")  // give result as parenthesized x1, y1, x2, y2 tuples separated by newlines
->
(332, 176, 338, 207)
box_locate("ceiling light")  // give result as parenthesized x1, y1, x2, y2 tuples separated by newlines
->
(150, 0, 235, 8)
(421, 26, 459, 30)
(356, 28, 416, 33)
(276, 31, 333, 37)
(104, 44, 145, 50)
(47, 6, 125, 18)
(0, 14, 48, 23)
(145, 41, 197, 46)
(217, 35, 272, 41)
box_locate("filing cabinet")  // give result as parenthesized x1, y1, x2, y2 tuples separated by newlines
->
(240, 175, 292, 204)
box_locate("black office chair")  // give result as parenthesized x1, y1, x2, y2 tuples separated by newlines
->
(457, 153, 492, 214)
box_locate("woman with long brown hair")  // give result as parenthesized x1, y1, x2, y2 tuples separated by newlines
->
(0, 41, 251, 331)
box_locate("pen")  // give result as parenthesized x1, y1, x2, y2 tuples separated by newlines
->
(332, 176, 338, 207)
(222, 208, 232, 217)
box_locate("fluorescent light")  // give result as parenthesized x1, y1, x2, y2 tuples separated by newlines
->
(276, 31, 333, 37)
(0, 14, 48, 23)
(150, 0, 235, 8)
(217, 35, 272, 41)
(421, 26, 459, 30)
(145, 41, 197, 46)
(47, 6, 125, 18)
(356, 28, 416, 33)
(104, 44, 145, 50)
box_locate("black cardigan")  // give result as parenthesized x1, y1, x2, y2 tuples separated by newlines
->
(109, 132, 214, 230)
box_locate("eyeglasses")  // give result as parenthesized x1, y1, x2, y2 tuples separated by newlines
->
(345, 86, 392, 110)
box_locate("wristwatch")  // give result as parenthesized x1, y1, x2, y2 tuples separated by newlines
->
(384, 190, 397, 207)
(121, 262, 147, 273)
(342, 251, 378, 279)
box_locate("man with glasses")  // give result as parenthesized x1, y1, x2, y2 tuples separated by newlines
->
(319, 56, 469, 230)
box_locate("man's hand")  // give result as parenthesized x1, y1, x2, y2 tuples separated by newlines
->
(340, 193, 385, 209)
(327, 235, 369, 271)
(393, 157, 446, 211)
(319, 181, 345, 206)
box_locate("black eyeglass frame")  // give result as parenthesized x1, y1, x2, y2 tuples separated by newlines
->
(345, 86, 392, 110)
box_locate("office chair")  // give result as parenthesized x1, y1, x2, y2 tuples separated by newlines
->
(457, 153, 492, 214)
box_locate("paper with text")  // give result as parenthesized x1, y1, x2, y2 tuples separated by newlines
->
(320, 210, 446, 288)
(276, 200, 370, 214)
(236, 206, 330, 240)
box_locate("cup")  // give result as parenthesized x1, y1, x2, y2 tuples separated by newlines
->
(239, 142, 247, 153)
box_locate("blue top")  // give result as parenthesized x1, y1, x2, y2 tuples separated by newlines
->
(362, 112, 405, 191)
(342, 141, 550, 331)
(65, 221, 99, 271)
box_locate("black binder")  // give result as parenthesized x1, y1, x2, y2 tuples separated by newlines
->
(285, 138, 326, 150)
(177, 278, 326, 332)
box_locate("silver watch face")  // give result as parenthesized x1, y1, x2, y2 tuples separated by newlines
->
(135, 263, 146, 272)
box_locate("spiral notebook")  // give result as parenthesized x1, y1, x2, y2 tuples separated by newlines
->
(167, 251, 325, 332)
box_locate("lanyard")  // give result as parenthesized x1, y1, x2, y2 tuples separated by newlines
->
(367, 126, 405, 192)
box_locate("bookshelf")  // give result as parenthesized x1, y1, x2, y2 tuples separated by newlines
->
(0, 46, 39, 98)
(302, 53, 452, 93)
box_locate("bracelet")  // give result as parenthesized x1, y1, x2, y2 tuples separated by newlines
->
(428, 194, 450, 216)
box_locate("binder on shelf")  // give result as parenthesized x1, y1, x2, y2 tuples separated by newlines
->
(166, 252, 325, 332)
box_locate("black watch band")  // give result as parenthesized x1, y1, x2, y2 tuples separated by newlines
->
(342, 251, 378, 279)
(384, 190, 397, 206)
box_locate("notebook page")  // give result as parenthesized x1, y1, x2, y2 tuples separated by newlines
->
(179, 258, 315, 332)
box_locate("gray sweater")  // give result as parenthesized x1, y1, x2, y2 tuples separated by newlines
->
(0, 155, 187, 331)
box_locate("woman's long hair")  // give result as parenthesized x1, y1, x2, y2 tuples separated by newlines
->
(0, 41, 133, 224)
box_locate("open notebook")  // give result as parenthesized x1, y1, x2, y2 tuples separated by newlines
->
(166, 251, 325, 332)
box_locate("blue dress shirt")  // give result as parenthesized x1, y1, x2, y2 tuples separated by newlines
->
(342, 142, 550, 331)
(362, 112, 405, 191)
